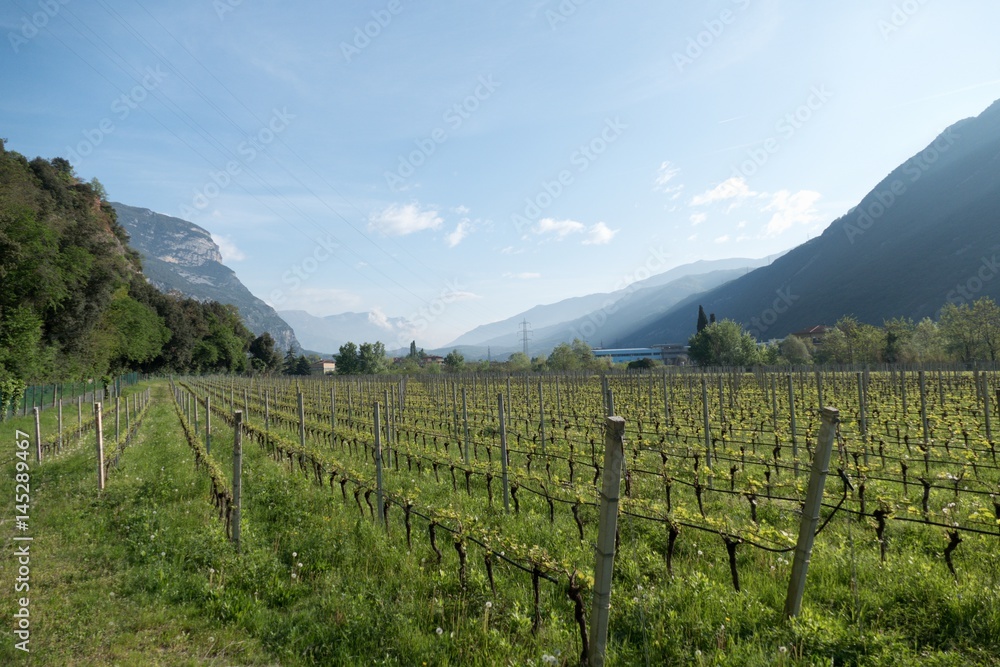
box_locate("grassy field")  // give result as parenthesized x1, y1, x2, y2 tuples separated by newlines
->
(2, 373, 1000, 665)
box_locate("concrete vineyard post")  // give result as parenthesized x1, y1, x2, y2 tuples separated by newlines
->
(498, 394, 510, 512)
(232, 410, 243, 553)
(374, 402, 386, 528)
(982, 372, 992, 443)
(784, 406, 839, 619)
(589, 416, 626, 667)
(330, 386, 336, 446)
(95, 403, 105, 491)
(57, 401, 63, 453)
(77, 396, 82, 438)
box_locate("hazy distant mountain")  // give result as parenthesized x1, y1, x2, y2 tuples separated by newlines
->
(622, 99, 1000, 346)
(112, 202, 299, 351)
(447, 257, 773, 352)
(278, 310, 410, 355)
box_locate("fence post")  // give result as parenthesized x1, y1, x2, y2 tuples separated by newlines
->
(33, 407, 42, 463)
(374, 402, 386, 528)
(232, 410, 243, 553)
(57, 401, 63, 453)
(498, 393, 510, 513)
(462, 388, 470, 464)
(788, 375, 799, 477)
(589, 416, 626, 667)
(298, 392, 306, 449)
(784, 406, 839, 619)
(95, 403, 105, 491)
(701, 377, 712, 481)
(205, 396, 211, 455)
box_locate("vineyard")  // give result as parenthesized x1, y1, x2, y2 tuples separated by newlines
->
(3, 369, 1000, 665)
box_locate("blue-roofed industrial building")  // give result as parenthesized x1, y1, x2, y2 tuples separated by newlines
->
(592, 344, 689, 365)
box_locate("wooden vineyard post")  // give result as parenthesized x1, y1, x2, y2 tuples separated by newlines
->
(205, 396, 211, 455)
(330, 386, 336, 447)
(77, 395, 82, 438)
(374, 402, 386, 528)
(462, 388, 470, 465)
(701, 377, 712, 484)
(116, 396, 121, 447)
(498, 394, 510, 512)
(589, 416, 626, 667)
(858, 373, 868, 466)
(789, 375, 799, 477)
(538, 381, 546, 457)
(919, 370, 930, 445)
(232, 410, 244, 553)
(784, 406, 839, 619)
(57, 400, 63, 453)
(982, 372, 992, 443)
(95, 403, 105, 491)
(33, 407, 41, 463)
(297, 392, 306, 450)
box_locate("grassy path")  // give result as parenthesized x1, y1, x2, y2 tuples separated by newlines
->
(0, 384, 271, 665)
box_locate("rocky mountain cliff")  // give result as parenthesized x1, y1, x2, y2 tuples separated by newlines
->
(112, 202, 299, 352)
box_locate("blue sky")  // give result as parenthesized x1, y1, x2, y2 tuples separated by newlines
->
(3, 0, 1000, 348)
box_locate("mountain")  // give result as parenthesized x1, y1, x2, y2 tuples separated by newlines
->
(622, 99, 1000, 346)
(277, 310, 410, 355)
(112, 202, 299, 351)
(447, 257, 773, 352)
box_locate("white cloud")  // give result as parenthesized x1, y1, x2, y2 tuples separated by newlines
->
(368, 307, 394, 330)
(533, 218, 617, 245)
(690, 212, 707, 226)
(448, 290, 481, 301)
(533, 217, 585, 238)
(212, 233, 246, 262)
(653, 160, 685, 196)
(762, 190, 822, 236)
(445, 219, 471, 247)
(714, 234, 730, 244)
(369, 202, 443, 236)
(583, 221, 618, 245)
(504, 272, 542, 280)
(690, 176, 757, 206)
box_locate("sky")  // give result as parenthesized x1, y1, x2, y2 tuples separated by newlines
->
(3, 0, 1000, 350)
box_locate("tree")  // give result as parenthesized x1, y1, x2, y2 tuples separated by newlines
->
(779, 335, 812, 365)
(571, 338, 597, 370)
(547, 343, 579, 371)
(249, 332, 282, 372)
(358, 341, 387, 374)
(696, 305, 709, 333)
(506, 352, 530, 372)
(627, 358, 659, 370)
(408, 340, 418, 358)
(294, 355, 312, 375)
(336, 342, 360, 375)
(443, 349, 465, 373)
(687, 320, 760, 367)
(882, 317, 915, 364)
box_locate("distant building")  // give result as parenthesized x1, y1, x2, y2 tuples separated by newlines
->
(310, 359, 337, 375)
(593, 345, 689, 366)
(790, 325, 832, 346)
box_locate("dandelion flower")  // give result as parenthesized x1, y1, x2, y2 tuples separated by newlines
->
(485, 601, 493, 609)
(436, 627, 443, 635)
